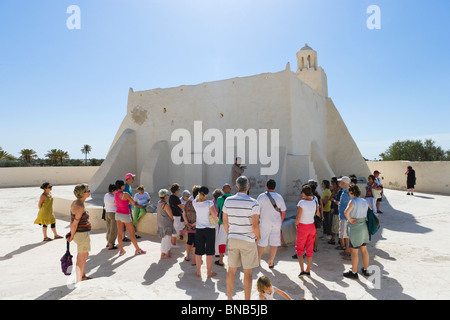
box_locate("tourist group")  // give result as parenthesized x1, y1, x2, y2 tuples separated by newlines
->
(34, 160, 384, 300)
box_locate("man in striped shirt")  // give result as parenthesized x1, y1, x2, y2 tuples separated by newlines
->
(223, 176, 260, 300)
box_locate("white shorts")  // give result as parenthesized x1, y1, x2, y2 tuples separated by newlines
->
(339, 220, 348, 239)
(172, 216, 185, 235)
(365, 197, 377, 214)
(258, 223, 281, 247)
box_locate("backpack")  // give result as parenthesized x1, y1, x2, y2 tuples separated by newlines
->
(366, 208, 380, 240)
(218, 194, 230, 223)
(60, 235, 73, 276)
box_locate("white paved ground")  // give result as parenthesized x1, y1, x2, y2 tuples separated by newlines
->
(0, 186, 449, 300)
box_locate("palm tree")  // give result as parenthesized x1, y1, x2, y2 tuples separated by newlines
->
(45, 149, 59, 166)
(81, 144, 92, 165)
(46, 149, 69, 166)
(0, 147, 17, 161)
(19, 149, 38, 164)
(56, 149, 70, 166)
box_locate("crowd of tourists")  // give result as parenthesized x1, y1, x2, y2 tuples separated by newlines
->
(35, 165, 391, 299)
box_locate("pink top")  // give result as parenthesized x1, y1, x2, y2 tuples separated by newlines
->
(115, 191, 130, 214)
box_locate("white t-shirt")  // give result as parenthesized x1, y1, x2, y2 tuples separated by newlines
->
(193, 199, 215, 229)
(297, 199, 317, 224)
(104, 193, 116, 213)
(256, 192, 286, 225)
(134, 192, 151, 206)
(223, 192, 260, 242)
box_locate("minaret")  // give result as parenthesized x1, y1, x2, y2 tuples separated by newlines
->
(296, 44, 328, 97)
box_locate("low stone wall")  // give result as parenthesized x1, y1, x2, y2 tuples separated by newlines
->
(366, 161, 450, 195)
(0, 166, 99, 188)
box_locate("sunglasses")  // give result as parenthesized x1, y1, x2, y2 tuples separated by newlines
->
(85, 190, 91, 193)
(47, 186, 53, 189)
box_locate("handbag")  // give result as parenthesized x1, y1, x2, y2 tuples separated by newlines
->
(102, 203, 106, 220)
(372, 188, 382, 199)
(209, 214, 219, 226)
(209, 201, 219, 226)
(60, 234, 73, 276)
(314, 214, 322, 229)
(313, 197, 322, 229)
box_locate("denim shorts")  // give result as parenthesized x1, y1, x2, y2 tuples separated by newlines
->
(115, 212, 133, 224)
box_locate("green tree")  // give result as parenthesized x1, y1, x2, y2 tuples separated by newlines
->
(19, 149, 38, 163)
(380, 139, 449, 161)
(81, 144, 92, 165)
(0, 147, 17, 161)
(46, 149, 69, 166)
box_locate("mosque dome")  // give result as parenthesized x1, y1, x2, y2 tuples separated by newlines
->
(300, 44, 314, 51)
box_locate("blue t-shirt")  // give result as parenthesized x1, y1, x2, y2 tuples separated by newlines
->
(338, 188, 350, 221)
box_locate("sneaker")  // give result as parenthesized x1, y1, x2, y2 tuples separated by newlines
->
(407, 192, 410, 195)
(135, 249, 146, 255)
(292, 254, 298, 259)
(343, 270, 358, 279)
(361, 267, 370, 277)
(298, 271, 311, 278)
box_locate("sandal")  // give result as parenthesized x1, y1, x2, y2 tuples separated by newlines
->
(335, 245, 345, 250)
(108, 245, 118, 250)
(54, 235, 63, 239)
(119, 250, 126, 256)
(43, 237, 53, 242)
(215, 260, 224, 266)
(328, 240, 336, 245)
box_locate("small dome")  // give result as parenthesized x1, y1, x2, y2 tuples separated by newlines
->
(301, 43, 314, 51)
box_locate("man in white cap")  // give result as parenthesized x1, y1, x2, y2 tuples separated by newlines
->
(337, 176, 351, 259)
(373, 170, 383, 214)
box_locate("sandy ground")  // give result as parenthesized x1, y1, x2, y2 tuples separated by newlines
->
(0, 186, 449, 300)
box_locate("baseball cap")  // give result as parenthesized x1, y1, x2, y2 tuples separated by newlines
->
(374, 170, 381, 174)
(338, 176, 351, 184)
(125, 173, 136, 180)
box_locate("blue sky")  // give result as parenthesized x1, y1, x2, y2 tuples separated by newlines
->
(0, 0, 449, 161)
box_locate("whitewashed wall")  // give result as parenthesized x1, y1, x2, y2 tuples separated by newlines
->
(0, 167, 99, 188)
(366, 161, 450, 195)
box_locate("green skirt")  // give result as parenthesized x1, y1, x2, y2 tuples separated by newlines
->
(347, 218, 370, 248)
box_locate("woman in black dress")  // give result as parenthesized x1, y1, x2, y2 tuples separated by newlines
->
(406, 166, 416, 195)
